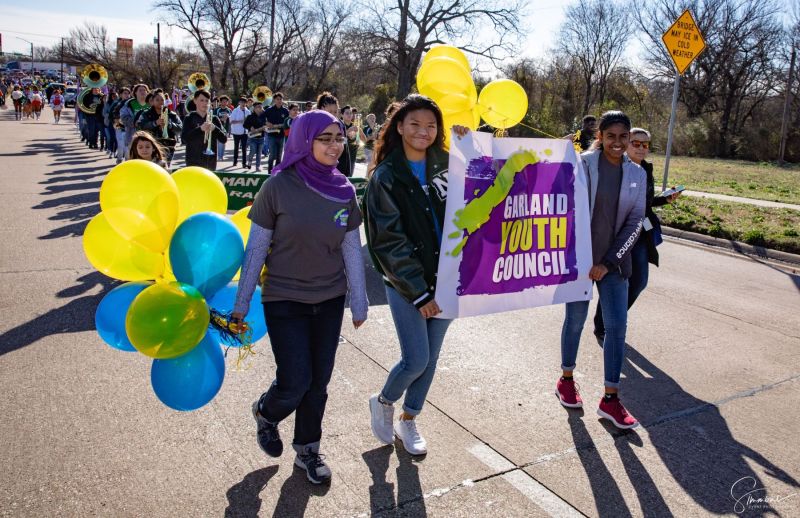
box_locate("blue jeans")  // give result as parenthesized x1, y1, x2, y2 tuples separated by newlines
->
(381, 286, 452, 415)
(562, 271, 628, 388)
(267, 134, 284, 172)
(105, 125, 117, 154)
(258, 295, 345, 446)
(115, 128, 127, 160)
(593, 240, 649, 335)
(217, 140, 225, 161)
(248, 138, 264, 169)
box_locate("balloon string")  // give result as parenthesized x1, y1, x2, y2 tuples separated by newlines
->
(478, 105, 561, 139)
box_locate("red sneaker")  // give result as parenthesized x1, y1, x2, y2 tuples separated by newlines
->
(555, 378, 583, 408)
(597, 397, 639, 429)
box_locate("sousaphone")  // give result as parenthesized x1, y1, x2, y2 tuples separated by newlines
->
(77, 88, 102, 114)
(253, 85, 273, 106)
(186, 72, 211, 112)
(81, 64, 108, 88)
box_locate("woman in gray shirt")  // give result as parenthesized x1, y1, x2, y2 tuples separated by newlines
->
(232, 110, 368, 485)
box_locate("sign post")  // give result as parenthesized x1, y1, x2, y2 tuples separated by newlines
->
(660, 9, 706, 190)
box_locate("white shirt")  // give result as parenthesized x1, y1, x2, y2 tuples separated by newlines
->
(229, 106, 250, 135)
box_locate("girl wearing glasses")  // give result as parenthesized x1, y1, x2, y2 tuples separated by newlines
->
(364, 94, 469, 455)
(231, 110, 369, 485)
(593, 128, 681, 340)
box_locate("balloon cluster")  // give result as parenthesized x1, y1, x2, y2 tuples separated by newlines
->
(417, 45, 529, 147)
(84, 160, 267, 411)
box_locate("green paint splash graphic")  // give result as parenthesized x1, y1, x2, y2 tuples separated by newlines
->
(449, 149, 541, 256)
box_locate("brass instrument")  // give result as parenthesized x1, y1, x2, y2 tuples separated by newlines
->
(248, 124, 266, 138)
(187, 72, 211, 94)
(252, 86, 273, 105)
(81, 64, 108, 88)
(203, 109, 215, 155)
(77, 88, 102, 114)
(161, 108, 170, 140)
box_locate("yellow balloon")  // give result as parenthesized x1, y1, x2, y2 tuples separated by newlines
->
(83, 212, 165, 281)
(171, 166, 229, 222)
(99, 160, 179, 253)
(477, 79, 528, 130)
(230, 206, 252, 281)
(417, 57, 473, 98)
(422, 45, 471, 75)
(161, 252, 177, 283)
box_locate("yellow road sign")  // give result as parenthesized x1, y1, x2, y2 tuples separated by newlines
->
(662, 9, 706, 75)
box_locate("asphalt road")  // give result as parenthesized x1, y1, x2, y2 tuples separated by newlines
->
(1, 108, 799, 518)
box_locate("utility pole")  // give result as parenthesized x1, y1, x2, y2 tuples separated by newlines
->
(778, 45, 797, 166)
(157, 23, 162, 88)
(29, 42, 33, 76)
(266, 0, 275, 88)
(60, 38, 64, 83)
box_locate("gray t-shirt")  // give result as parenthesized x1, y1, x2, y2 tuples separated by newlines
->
(591, 154, 622, 265)
(249, 168, 362, 304)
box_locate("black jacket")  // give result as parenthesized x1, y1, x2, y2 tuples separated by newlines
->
(364, 146, 449, 308)
(136, 107, 182, 148)
(641, 159, 668, 267)
(181, 111, 227, 170)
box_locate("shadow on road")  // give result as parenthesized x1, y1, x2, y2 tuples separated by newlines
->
(0, 272, 116, 357)
(271, 465, 331, 517)
(223, 466, 279, 518)
(362, 445, 428, 517)
(568, 342, 800, 516)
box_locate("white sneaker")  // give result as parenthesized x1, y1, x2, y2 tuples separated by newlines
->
(369, 394, 394, 445)
(394, 418, 427, 455)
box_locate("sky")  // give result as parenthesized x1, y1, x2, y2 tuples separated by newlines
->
(0, 0, 567, 60)
(0, 0, 795, 68)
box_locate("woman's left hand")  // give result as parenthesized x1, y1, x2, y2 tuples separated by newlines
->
(668, 191, 682, 203)
(452, 125, 470, 138)
(353, 319, 365, 329)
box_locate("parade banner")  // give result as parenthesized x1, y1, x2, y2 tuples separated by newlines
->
(214, 171, 367, 211)
(436, 132, 593, 319)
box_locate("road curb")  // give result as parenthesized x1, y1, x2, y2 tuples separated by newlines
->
(662, 226, 800, 268)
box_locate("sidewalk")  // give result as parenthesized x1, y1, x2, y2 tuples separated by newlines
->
(683, 190, 800, 211)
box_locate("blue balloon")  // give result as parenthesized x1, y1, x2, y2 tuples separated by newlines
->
(207, 282, 268, 345)
(151, 332, 225, 411)
(169, 212, 244, 300)
(95, 281, 152, 351)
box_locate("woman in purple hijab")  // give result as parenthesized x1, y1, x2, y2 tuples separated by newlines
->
(231, 110, 368, 485)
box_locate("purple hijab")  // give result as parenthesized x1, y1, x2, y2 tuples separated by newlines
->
(272, 110, 355, 203)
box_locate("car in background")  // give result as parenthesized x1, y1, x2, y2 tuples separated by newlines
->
(46, 83, 66, 102)
(64, 87, 78, 107)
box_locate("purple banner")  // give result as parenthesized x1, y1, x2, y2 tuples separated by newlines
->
(457, 158, 578, 296)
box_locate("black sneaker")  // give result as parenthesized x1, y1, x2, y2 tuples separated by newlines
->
(294, 447, 332, 484)
(252, 400, 282, 457)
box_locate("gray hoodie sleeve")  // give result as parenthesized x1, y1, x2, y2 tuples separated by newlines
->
(342, 229, 369, 321)
(233, 223, 273, 316)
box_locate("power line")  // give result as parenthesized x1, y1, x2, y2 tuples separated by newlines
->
(0, 28, 64, 40)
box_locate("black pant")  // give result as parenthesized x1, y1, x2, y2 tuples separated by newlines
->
(259, 295, 345, 446)
(233, 134, 248, 165)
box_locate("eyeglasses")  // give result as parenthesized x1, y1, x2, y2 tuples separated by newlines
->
(630, 140, 650, 149)
(314, 136, 346, 145)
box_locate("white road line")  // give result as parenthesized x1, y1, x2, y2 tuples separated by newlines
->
(469, 443, 583, 518)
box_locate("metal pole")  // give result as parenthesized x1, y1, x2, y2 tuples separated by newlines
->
(266, 0, 275, 87)
(662, 72, 681, 191)
(60, 38, 64, 83)
(157, 23, 162, 88)
(778, 46, 796, 166)
(30, 42, 33, 76)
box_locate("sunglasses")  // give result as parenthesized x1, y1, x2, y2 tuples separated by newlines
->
(630, 140, 650, 149)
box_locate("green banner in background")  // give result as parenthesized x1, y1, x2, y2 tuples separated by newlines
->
(214, 171, 368, 211)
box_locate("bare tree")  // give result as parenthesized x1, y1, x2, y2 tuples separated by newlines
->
(636, 0, 784, 156)
(356, 0, 525, 98)
(556, 0, 632, 115)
